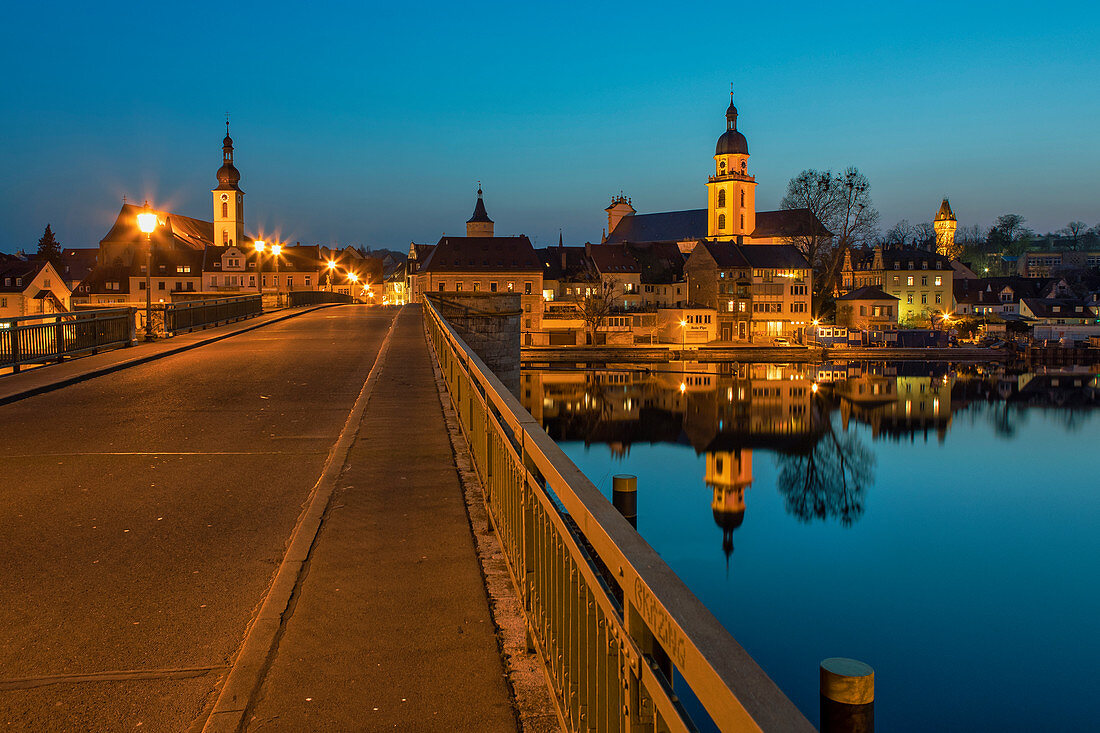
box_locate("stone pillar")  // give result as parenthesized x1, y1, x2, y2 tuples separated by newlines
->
(427, 293, 522, 397)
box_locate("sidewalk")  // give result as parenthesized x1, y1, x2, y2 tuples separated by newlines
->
(244, 307, 517, 731)
(0, 306, 330, 405)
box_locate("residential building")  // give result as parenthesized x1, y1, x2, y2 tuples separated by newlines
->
(834, 286, 899, 332)
(1017, 250, 1100, 278)
(841, 245, 954, 326)
(0, 257, 71, 318)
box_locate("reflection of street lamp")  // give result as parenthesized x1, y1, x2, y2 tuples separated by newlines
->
(254, 240, 266, 294)
(271, 243, 282, 306)
(136, 201, 158, 341)
(327, 260, 336, 292)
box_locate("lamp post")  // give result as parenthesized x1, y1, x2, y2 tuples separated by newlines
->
(136, 201, 158, 341)
(348, 272, 359, 302)
(680, 318, 687, 349)
(254, 240, 266, 295)
(327, 260, 336, 292)
(271, 243, 282, 306)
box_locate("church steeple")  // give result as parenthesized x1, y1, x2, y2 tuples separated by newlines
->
(708, 89, 756, 240)
(213, 120, 245, 247)
(466, 183, 494, 237)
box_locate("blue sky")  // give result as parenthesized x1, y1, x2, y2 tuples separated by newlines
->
(1, 1, 1098, 252)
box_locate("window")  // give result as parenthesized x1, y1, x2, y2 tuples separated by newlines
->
(934, 276, 942, 286)
(893, 276, 900, 285)
(490, 282, 497, 292)
(507, 282, 514, 292)
(740, 214, 744, 229)
(15, 278, 21, 287)
(222, 202, 228, 218)
(472, 282, 480, 291)
(139, 281, 146, 290)
(524, 304, 531, 313)
(860, 306, 867, 316)
(287, 276, 294, 287)
(222, 231, 229, 244)
(907, 293, 913, 304)
(791, 302, 807, 313)
(438, 283, 445, 292)
(525, 318, 531, 329)
(455, 282, 463, 291)
(717, 189, 726, 207)
(304, 276, 311, 287)
(44, 278, 51, 288)
(907, 276, 914, 286)
(921, 276, 928, 286)
(0, 298, 5, 308)
(935, 293, 942, 304)
(740, 190, 745, 206)
(921, 293, 927, 304)
(158, 281, 166, 290)
(718, 214, 726, 229)
(524, 282, 532, 295)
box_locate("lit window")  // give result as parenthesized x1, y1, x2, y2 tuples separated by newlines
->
(718, 214, 726, 230)
(717, 189, 726, 208)
(935, 276, 942, 286)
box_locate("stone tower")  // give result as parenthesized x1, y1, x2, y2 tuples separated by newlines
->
(934, 198, 957, 257)
(707, 91, 756, 241)
(466, 184, 494, 237)
(213, 121, 244, 247)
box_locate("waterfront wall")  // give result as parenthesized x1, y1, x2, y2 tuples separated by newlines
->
(426, 294, 521, 395)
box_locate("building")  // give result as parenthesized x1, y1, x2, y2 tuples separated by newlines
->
(933, 198, 957, 257)
(0, 257, 71, 318)
(58, 248, 99, 291)
(1017, 250, 1100, 278)
(841, 245, 955, 326)
(952, 276, 1070, 317)
(834, 286, 899, 332)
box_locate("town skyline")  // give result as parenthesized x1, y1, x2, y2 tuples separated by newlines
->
(2, 2, 1098, 252)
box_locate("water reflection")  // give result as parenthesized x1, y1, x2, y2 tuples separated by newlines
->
(521, 362, 1099, 554)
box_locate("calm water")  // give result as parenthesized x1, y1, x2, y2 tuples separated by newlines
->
(519, 362, 1100, 732)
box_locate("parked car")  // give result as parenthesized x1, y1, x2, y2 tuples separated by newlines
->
(772, 337, 790, 347)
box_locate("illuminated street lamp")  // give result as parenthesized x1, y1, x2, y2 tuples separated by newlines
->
(327, 260, 336, 292)
(136, 201, 158, 341)
(347, 272, 360, 301)
(679, 319, 687, 349)
(254, 240, 266, 294)
(271, 243, 282, 306)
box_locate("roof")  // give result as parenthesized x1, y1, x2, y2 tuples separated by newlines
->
(694, 241, 749, 269)
(419, 236, 542, 273)
(849, 246, 953, 271)
(739, 244, 811, 269)
(953, 276, 1053, 305)
(0, 259, 47, 292)
(467, 192, 493, 224)
(605, 209, 706, 244)
(537, 245, 591, 281)
(836, 286, 899, 302)
(59, 248, 99, 282)
(1020, 298, 1096, 319)
(587, 244, 639, 274)
(935, 198, 956, 222)
(99, 203, 220, 252)
(751, 208, 831, 239)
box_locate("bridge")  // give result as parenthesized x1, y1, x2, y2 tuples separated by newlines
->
(0, 301, 815, 731)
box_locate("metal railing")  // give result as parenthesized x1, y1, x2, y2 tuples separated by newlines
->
(287, 291, 355, 307)
(1, 308, 134, 373)
(423, 299, 813, 732)
(157, 295, 262, 335)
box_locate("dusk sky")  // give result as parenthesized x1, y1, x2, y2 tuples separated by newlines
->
(2, 1, 1097, 253)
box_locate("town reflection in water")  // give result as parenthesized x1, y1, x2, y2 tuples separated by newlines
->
(521, 362, 1099, 560)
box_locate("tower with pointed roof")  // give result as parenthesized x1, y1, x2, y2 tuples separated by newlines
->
(707, 90, 756, 241)
(466, 184, 494, 237)
(213, 121, 245, 247)
(934, 198, 957, 257)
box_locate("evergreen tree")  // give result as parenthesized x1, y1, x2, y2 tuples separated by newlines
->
(36, 224, 62, 267)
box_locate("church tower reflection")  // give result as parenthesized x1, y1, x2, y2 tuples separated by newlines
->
(706, 449, 753, 569)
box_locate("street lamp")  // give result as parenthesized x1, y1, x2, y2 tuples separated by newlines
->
(271, 243, 282, 306)
(679, 319, 687, 349)
(348, 272, 359, 301)
(136, 201, 158, 341)
(327, 260, 336, 292)
(254, 240, 266, 294)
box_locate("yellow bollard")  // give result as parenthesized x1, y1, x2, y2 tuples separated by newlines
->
(820, 657, 873, 733)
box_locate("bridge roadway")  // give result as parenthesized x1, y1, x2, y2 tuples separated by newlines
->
(0, 305, 517, 731)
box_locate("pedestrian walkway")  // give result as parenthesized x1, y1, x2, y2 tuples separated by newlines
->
(244, 307, 517, 731)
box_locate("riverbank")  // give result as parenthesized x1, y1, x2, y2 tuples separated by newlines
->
(521, 344, 1010, 364)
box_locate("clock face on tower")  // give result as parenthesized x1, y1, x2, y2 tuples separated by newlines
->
(221, 194, 229, 202)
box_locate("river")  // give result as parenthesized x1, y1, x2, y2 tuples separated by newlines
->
(519, 361, 1100, 732)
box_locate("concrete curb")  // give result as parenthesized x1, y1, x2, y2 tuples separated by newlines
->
(0, 305, 338, 407)
(201, 306, 403, 733)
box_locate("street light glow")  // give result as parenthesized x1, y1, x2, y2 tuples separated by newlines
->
(136, 203, 157, 234)
(348, 272, 359, 283)
(254, 240, 266, 253)
(270, 243, 282, 256)
(327, 260, 336, 270)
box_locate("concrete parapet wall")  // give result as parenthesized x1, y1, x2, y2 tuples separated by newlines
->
(427, 294, 521, 395)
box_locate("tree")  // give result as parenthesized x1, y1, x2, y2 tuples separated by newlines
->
(573, 276, 619, 345)
(1058, 221, 1087, 249)
(885, 219, 916, 247)
(914, 222, 937, 251)
(36, 224, 62, 267)
(774, 427, 874, 526)
(780, 166, 880, 299)
(987, 214, 1033, 247)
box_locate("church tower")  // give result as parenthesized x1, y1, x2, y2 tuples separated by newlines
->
(213, 122, 244, 247)
(707, 91, 756, 241)
(934, 198, 957, 257)
(466, 184, 494, 237)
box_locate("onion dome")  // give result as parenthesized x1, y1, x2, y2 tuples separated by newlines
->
(715, 92, 749, 156)
(216, 123, 242, 190)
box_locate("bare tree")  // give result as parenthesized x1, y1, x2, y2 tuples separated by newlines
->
(914, 222, 937, 250)
(1058, 221, 1087, 249)
(780, 166, 879, 298)
(885, 219, 916, 246)
(775, 427, 874, 526)
(573, 275, 619, 345)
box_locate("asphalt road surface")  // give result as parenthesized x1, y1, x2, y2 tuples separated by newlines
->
(0, 306, 396, 731)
